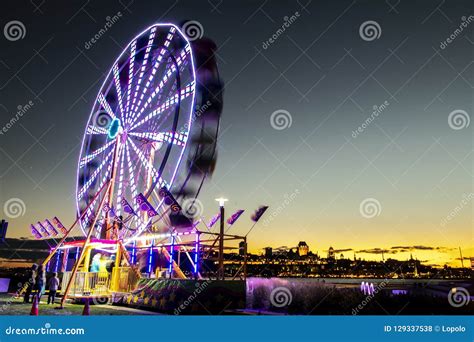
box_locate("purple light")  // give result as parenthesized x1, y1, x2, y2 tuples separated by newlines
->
(98, 93, 116, 120)
(113, 63, 125, 115)
(124, 40, 137, 123)
(129, 27, 157, 121)
(130, 27, 177, 125)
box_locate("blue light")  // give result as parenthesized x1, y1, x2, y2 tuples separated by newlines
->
(131, 241, 136, 264)
(169, 236, 175, 274)
(147, 242, 153, 274)
(54, 250, 61, 273)
(194, 233, 199, 275)
(108, 118, 121, 139)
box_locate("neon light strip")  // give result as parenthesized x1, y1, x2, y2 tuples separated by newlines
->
(129, 27, 157, 123)
(98, 93, 116, 120)
(112, 63, 125, 117)
(86, 125, 108, 135)
(77, 148, 114, 201)
(54, 250, 61, 273)
(79, 139, 115, 168)
(130, 81, 195, 131)
(127, 136, 167, 187)
(115, 142, 126, 216)
(194, 233, 199, 274)
(131, 27, 176, 125)
(131, 241, 136, 264)
(129, 43, 190, 128)
(81, 146, 120, 227)
(128, 131, 188, 147)
(124, 40, 137, 124)
(147, 243, 153, 273)
(128, 229, 197, 242)
(169, 236, 175, 274)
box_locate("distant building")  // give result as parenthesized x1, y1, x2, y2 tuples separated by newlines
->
(327, 246, 335, 260)
(298, 241, 309, 256)
(264, 247, 272, 258)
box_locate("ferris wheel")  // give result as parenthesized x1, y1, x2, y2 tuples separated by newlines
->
(76, 23, 222, 242)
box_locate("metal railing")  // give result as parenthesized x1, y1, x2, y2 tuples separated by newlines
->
(61, 271, 110, 297)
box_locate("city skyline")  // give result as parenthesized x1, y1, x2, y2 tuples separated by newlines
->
(0, 1, 472, 269)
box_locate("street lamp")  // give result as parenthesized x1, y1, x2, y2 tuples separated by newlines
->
(215, 197, 228, 207)
(215, 197, 228, 279)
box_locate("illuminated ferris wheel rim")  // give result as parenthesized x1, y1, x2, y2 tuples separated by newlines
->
(75, 22, 198, 239)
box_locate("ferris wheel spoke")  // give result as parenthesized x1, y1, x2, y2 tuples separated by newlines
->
(128, 27, 158, 123)
(77, 148, 115, 201)
(122, 141, 148, 236)
(130, 80, 195, 131)
(125, 141, 138, 198)
(115, 141, 127, 216)
(129, 44, 192, 128)
(129, 27, 177, 126)
(81, 144, 124, 231)
(127, 136, 168, 189)
(86, 125, 108, 135)
(124, 40, 137, 124)
(128, 131, 188, 147)
(79, 139, 116, 168)
(112, 63, 125, 118)
(98, 93, 117, 120)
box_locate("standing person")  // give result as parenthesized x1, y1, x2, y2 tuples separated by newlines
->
(34, 265, 46, 302)
(47, 272, 60, 304)
(23, 264, 38, 303)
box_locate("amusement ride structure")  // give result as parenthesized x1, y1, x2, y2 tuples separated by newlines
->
(34, 23, 263, 308)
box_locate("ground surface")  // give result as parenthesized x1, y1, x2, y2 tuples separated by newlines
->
(0, 294, 159, 315)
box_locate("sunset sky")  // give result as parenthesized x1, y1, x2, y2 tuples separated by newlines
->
(0, 0, 472, 267)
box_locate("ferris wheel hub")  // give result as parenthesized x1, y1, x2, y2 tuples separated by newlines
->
(107, 118, 122, 140)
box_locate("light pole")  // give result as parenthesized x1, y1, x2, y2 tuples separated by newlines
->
(215, 197, 228, 280)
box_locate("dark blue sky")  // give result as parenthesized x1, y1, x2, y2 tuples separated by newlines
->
(0, 0, 472, 266)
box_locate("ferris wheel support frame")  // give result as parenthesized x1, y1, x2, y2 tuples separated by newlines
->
(60, 180, 114, 307)
(41, 179, 112, 268)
